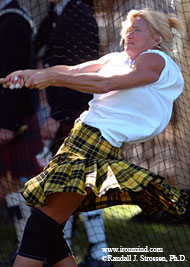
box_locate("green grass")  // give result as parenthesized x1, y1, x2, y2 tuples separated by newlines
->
(0, 221, 17, 262)
(1, 206, 190, 267)
(72, 206, 190, 267)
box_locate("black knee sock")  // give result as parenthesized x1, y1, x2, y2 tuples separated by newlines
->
(18, 208, 72, 264)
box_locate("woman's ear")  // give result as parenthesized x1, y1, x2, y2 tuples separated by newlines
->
(154, 35, 162, 48)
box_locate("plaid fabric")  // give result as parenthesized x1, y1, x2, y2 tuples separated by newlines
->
(21, 121, 188, 216)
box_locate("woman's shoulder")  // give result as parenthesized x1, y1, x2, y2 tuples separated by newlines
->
(140, 49, 181, 70)
(139, 50, 183, 87)
(140, 49, 168, 59)
(140, 49, 173, 63)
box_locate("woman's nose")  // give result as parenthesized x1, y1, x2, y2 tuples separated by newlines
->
(126, 31, 133, 39)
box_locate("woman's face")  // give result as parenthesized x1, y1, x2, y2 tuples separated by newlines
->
(124, 16, 157, 59)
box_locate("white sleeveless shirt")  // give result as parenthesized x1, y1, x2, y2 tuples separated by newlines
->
(79, 49, 184, 147)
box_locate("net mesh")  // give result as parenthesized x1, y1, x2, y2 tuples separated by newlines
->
(0, 0, 190, 266)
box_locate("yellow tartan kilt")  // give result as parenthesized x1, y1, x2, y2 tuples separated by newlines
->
(21, 121, 188, 215)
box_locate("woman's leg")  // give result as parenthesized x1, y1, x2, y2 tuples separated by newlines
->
(53, 255, 76, 267)
(13, 189, 92, 267)
(37, 190, 91, 224)
(13, 256, 44, 267)
(13, 255, 76, 267)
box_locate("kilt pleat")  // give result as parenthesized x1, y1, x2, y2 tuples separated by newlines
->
(21, 121, 188, 216)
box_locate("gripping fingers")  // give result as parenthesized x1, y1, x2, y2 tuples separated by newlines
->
(5, 75, 25, 89)
(25, 78, 35, 89)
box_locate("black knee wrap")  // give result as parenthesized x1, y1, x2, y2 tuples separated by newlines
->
(18, 208, 72, 264)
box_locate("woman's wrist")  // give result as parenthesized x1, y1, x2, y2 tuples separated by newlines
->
(46, 67, 65, 87)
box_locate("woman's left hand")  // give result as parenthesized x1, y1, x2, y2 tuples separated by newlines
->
(5, 69, 50, 90)
(5, 69, 35, 89)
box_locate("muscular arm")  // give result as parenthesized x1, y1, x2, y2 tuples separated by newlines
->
(5, 53, 111, 87)
(47, 53, 112, 74)
(44, 53, 165, 93)
(6, 53, 165, 93)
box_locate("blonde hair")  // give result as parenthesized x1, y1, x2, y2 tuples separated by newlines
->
(120, 9, 185, 55)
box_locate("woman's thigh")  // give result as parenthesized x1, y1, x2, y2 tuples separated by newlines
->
(36, 188, 92, 223)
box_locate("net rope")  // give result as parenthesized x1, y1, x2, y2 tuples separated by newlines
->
(0, 0, 190, 266)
